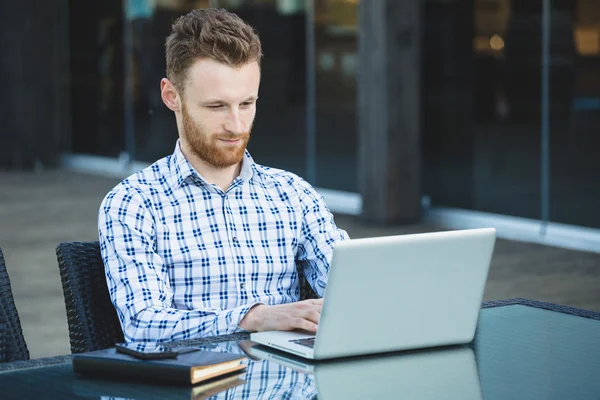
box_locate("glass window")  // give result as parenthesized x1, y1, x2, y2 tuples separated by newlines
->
(314, 0, 359, 192)
(235, 0, 309, 178)
(422, 0, 543, 219)
(550, 0, 600, 228)
(69, 0, 125, 157)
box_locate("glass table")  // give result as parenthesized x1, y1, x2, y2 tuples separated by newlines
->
(1, 299, 599, 399)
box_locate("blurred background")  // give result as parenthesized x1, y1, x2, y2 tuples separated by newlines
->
(1, 0, 599, 358)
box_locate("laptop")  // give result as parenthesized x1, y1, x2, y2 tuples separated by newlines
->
(246, 343, 482, 400)
(250, 227, 496, 360)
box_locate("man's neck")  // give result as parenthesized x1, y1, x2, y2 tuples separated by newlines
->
(180, 144, 241, 192)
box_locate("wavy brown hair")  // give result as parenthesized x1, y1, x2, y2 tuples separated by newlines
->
(165, 8, 262, 94)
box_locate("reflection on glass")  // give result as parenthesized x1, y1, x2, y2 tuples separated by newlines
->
(422, 0, 543, 218)
(475, 305, 600, 399)
(175, 340, 318, 399)
(71, 358, 316, 399)
(550, 0, 600, 228)
(314, 0, 359, 191)
(248, 343, 482, 399)
(69, 1, 125, 157)
(69, 340, 317, 399)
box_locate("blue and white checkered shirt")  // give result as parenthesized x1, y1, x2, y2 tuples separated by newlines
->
(98, 141, 348, 343)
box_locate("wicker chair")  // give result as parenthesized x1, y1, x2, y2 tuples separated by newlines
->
(0, 247, 30, 362)
(56, 241, 318, 353)
(297, 264, 319, 300)
(56, 242, 124, 353)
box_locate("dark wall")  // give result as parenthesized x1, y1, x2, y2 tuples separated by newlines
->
(0, 0, 70, 170)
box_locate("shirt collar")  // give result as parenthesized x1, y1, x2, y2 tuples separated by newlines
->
(168, 140, 255, 189)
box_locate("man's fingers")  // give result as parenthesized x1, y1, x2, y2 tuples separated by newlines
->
(258, 300, 323, 332)
(302, 309, 321, 325)
(309, 298, 324, 306)
(297, 301, 322, 316)
(292, 318, 318, 333)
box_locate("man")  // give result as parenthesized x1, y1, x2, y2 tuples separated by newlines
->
(98, 8, 348, 344)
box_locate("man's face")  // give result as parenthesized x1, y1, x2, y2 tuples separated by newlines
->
(179, 58, 260, 168)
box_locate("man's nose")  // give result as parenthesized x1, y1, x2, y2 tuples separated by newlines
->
(225, 111, 244, 135)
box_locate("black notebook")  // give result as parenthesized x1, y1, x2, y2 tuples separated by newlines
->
(73, 347, 247, 385)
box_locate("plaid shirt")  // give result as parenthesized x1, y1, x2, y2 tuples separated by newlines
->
(99, 141, 348, 343)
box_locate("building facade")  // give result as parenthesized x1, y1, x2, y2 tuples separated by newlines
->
(2, 0, 600, 251)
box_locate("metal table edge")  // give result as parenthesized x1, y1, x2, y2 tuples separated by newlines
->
(481, 298, 600, 321)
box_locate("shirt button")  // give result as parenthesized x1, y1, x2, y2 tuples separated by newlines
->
(232, 237, 238, 242)
(240, 282, 245, 289)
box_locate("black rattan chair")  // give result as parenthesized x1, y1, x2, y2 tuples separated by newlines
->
(56, 242, 124, 354)
(297, 265, 319, 300)
(0, 247, 30, 362)
(56, 241, 318, 353)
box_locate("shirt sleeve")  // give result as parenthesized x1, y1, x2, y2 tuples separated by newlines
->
(294, 179, 350, 297)
(98, 186, 261, 343)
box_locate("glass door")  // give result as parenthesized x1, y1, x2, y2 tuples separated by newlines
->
(422, 0, 544, 219)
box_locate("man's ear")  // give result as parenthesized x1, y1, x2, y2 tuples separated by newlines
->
(161, 78, 181, 112)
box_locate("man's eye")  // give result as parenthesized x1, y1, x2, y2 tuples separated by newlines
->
(207, 105, 223, 109)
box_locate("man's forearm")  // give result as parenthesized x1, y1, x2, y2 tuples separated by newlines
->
(122, 302, 263, 342)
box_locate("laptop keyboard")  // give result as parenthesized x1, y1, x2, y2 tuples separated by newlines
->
(289, 337, 316, 349)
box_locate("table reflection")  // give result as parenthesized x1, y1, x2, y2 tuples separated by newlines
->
(71, 341, 317, 400)
(246, 343, 482, 400)
(70, 340, 481, 400)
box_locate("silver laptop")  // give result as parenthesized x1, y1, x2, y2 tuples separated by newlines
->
(250, 228, 496, 360)
(246, 343, 482, 400)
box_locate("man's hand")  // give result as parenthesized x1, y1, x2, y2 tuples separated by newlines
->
(239, 299, 323, 333)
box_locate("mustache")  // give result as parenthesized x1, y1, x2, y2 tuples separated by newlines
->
(214, 132, 250, 140)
